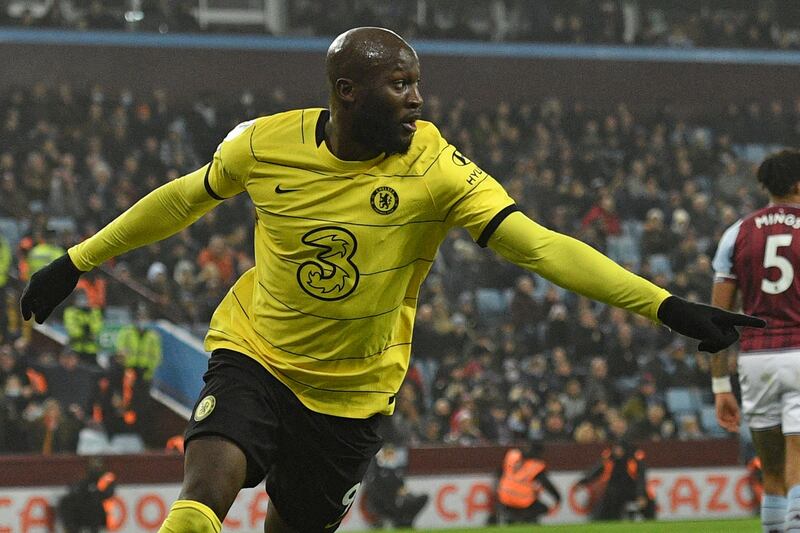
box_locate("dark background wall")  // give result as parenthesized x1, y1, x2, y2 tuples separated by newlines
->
(3, 42, 798, 113)
(0, 438, 739, 486)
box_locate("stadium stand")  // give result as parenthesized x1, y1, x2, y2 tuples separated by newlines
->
(0, 69, 794, 451)
(2, 0, 799, 50)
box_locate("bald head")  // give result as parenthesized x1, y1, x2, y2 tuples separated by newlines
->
(326, 27, 416, 87)
(324, 27, 423, 159)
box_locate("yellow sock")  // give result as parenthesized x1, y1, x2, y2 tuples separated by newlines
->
(158, 500, 222, 533)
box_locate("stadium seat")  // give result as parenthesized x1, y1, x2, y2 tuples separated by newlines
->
(104, 305, 133, 325)
(646, 254, 673, 279)
(607, 235, 640, 270)
(475, 288, 508, 320)
(47, 216, 76, 235)
(109, 434, 145, 454)
(0, 217, 23, 246)
(666, 387, 699, 415)
(77, 428, 111, 455)
(733, 143, 769, 164)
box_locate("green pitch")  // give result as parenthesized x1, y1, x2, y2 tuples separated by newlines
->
(354, 517, 760, 532)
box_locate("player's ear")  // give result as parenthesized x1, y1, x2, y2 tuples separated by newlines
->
(335, 78, 355, 103)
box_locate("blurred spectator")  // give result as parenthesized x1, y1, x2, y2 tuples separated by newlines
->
(573, 420, 605, 444)
(37, 347, 96, 419)
(411, 303, 445, 398)
(88, 343, 151, 442)
(115, 303, 162, 381)
(605, 322, 639, 383)
(420, 397, 450, 444)
(746, 456, 764, 513)
(656, 339, 705, 388)
(509, 275, 541, 343)
(544, 303, 571, 349)
(0, 232, 10, 289)
(75, 270, 107, 310)
(389, 381, 424, 446)
(0, 343, 34, 405)
(582, 193, 622, 242)
(677, 414, 705, 441)
(194, 262, 228, 321)
(551, 347, 575, 390)
(496, 440, 561, 524)
(63, 289, 103, 367)
(629, 403, 676, 441)
(165, 434, 185, 454)
(576, 439, 656, 521)
(25, 228, 64, 277)
(58, 457, 116, 533)
(559, 378, 587, 424)
(605, 410, 630, 442)
(446, 395, 484, 445)
(585, 357, 615, 406)
(362, 444, 429, 528)
(0, 393, 16, 452)
(145, 261, 175, 308)
(543, 410, 569, 441)
(24, 397, 81, 454)
(573, 307, 606, 363)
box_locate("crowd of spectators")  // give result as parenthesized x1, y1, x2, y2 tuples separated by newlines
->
(0, 78, 796, 453)
(0, 0, 198, 33)
(3, 0, 800, 50)
(288, 0, 800, 50)
(0, 333, 157, 454)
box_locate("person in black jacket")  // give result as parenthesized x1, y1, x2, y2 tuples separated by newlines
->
(575, 439, 655, 521)
(362, 444, 429, 528)
(59, 458, 116, 533)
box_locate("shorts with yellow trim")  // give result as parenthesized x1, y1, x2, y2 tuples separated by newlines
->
(185, 349, 384, 532)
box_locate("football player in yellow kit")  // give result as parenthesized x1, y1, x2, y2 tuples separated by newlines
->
(22, 27, 764, 533)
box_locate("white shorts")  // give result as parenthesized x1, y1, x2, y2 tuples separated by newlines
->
(739, 349, 800, 434)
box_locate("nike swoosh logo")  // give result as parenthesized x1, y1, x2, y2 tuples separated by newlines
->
(275, 184, 301, 194)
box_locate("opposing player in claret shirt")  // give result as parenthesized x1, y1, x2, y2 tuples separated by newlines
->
(22, 27, 763, 533)
(712, 149, 800, 533)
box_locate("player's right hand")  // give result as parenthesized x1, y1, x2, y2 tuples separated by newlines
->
(20, 254, 83, 324)
(714, 392, 740, 433)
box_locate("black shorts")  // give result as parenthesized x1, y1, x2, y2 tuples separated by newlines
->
(185, 349, 384, 532)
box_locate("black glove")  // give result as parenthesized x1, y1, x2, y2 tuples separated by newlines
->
(20, 254, 84, 324)
(657, 295, 766, 353)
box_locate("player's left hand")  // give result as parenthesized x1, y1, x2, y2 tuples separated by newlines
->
(657, 295, 766, 353)
(714, 392, 740, 433)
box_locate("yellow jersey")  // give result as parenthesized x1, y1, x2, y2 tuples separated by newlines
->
(203, 108, 514, 417)
(69, 107, 670, 419)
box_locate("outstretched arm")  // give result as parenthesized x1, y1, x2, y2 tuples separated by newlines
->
(487, 212, 764, 351)
(488, 211, 669, 319)
(68, 164, 223, 270)
(21, 162, 238, 323)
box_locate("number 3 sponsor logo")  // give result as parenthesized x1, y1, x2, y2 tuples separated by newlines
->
(297, 227, 360, 300)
